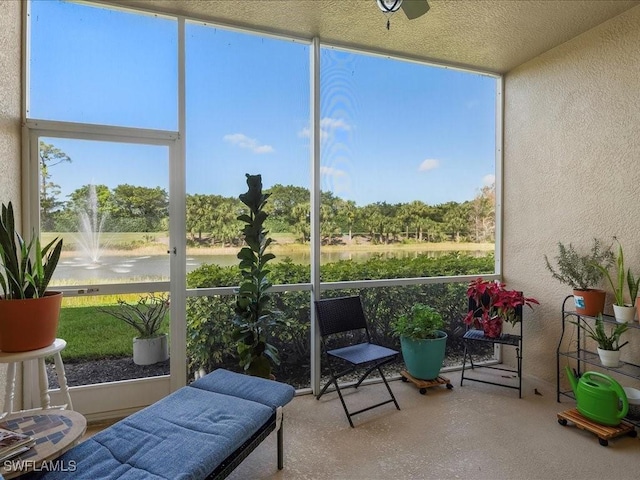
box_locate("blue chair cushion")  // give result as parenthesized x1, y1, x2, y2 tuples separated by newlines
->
(28, 386, 273, 480)
(190, 369, 295, 410)
(328, 342, 398, 365)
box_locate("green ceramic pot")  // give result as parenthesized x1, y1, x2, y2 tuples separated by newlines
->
(400, 331, 447, 380)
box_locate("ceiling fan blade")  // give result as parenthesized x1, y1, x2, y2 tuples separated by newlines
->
(401, 0, 430, 20)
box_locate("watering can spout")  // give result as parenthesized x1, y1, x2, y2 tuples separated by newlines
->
(565, 365, 578, 397)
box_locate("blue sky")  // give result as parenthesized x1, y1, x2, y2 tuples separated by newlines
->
(30, 0, 497, 207)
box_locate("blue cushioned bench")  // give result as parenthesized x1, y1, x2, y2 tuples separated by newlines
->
(26, 369, 295, 480)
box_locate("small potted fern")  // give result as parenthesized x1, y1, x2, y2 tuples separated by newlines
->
(544, 239, 613, 317)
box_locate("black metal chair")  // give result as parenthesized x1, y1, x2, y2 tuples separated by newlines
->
(314, 295, 400, 427)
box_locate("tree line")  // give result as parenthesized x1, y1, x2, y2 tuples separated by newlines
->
(39, 142, 495, 245)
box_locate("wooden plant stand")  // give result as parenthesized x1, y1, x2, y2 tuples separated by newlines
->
(557, 408, 637, 446)
(400, 370, 453, 395)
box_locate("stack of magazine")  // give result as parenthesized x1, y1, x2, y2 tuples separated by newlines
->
(0, 427, 35, 462)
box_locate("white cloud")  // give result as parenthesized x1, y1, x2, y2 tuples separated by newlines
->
(223, 133, 274, 154)
(418, 159, 440, 171)
(298, 117, 351, 141)
(320, 118, 351, 131)
(320, 166, 347, 177)
(482, 174, 495, 186)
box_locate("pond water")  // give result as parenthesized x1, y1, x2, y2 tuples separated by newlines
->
(53, 249, 489, 282)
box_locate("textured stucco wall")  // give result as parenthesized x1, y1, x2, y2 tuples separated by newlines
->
(504, 6, 640, 385)
(0, 0, 23, 409)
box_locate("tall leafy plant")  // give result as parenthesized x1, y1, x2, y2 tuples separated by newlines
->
(0, 202, 63, 299)
(232, 174, 282, 378)
(594, 238, 638, 307)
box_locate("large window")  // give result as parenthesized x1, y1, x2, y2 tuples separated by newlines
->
(319, 48, 497, 275)
(185, 22, 311, 284)
(29, 0, 177, 130)
(27, 0, 501, 401)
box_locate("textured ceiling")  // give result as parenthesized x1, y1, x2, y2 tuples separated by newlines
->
(106, 0, 639, 73)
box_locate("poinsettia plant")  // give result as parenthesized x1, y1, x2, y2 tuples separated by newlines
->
(463, 277, 539, 328)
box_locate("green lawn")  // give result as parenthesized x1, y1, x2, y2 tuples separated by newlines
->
(58, 302, 169, 361)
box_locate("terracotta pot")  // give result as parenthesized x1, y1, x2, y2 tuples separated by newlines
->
(0, 291, 62, 352)
(572, 289, 606, 317)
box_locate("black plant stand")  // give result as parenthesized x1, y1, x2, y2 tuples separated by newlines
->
(460, 325, 523, 397)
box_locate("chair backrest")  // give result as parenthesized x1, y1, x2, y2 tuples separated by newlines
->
(314, 295, 369, 337)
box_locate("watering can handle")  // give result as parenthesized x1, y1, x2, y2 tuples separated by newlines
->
(583, 371, 629, 419)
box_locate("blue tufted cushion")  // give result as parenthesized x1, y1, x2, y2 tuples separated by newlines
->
(190, 369, 295, 410)
(26, 386, 272, 480)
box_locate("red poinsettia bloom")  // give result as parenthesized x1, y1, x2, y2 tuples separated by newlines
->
(463, 277, 539, 328)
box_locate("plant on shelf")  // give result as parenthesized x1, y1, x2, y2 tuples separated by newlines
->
(391, 303, 447, 380)
(594, 237, 638, 323)
(232, 174, 284, 379)
(570, 314, 628, 367)
(463, 277, 539, 338)
(544, 239, 613, 316)
(99, 293, 170, 365)
(0, 201, 64, 352)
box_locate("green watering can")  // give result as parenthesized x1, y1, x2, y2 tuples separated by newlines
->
(566, 366, 628, 426)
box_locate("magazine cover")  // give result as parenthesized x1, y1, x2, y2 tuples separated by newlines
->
(0, 427, 35, 462)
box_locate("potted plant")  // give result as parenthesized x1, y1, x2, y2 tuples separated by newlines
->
(391, 303, 446, 380)
(544, 239, 614, 317)
(463, 277, 539, 338)
(570, 314, 628, 367)
(0, 201, 63, 352)
(594, 238, 637, 323)
(99, 293, 170, 365)
(232, 174, 283, 379)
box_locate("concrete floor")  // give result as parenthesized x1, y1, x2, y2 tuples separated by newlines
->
(224, 371, 639, 480)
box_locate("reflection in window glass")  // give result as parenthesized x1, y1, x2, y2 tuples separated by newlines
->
(320, 48, 497, 277)
(29, 1, 177, 130)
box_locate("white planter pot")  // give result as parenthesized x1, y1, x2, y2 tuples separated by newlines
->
(597, 347, 621, 368)
(612, 304, 636, 324)
(133, 334, 169, 366)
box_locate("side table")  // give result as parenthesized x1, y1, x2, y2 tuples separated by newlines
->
(0, 409, 86, 478)
(0, 339, 73, 415)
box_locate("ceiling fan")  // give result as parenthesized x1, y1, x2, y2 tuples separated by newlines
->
(376, 0, 430, 29)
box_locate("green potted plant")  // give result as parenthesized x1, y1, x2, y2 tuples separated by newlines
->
(99, 293, 170, 365)
(391, 303, 446, 380)
(544, 238, 613, 317)
(570, 314, 628, 367)
(0, 201, 63, 352)
(594, 238, 638, 323)
(232, 174, 283, 379)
